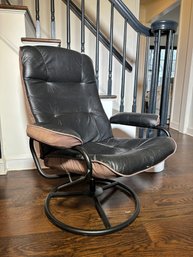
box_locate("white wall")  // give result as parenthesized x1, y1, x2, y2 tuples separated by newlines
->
(170, 0, 193, 136)
(186, 54, 193, 136)
(0, 8, 35, 173)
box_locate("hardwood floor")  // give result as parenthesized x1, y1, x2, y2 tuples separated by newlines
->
(0, 130, 193, 257)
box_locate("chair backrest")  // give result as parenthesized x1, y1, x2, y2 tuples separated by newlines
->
(20, 46, 113, 144)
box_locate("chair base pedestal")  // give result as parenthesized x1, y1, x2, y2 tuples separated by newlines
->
(44, 178, 140, 236)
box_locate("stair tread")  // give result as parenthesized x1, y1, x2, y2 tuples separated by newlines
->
(0, 4, 27, 10)
(21, 37, 61, 46)
(100, 95, 117, 99)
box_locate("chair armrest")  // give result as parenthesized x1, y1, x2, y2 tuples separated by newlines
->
(110, 112, 160, 128)
(27, 123, 82, 148)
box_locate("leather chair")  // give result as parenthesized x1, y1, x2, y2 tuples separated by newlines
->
(20, 46, 176, 236)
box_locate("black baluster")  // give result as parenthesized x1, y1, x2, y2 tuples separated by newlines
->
(132, 33, 140, 112)
(159, 30, 174, 127)
(50, 0, 55, 39)
(35, 0, 41, 38)
(139, 36, 150, 138)
(141, 36, 150, 113)
(107, 3, 114, 95)
(148, 29, 161, 114)
(81, 0, 85, 53)
(95, 0, 100, 89)
(67, 0, 71, 49)
(120, 19, 127, 112)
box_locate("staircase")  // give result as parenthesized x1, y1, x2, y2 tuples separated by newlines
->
(0, 0, 177, 174)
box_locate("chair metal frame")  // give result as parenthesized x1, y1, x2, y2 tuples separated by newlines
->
(30, 138, 140, 236)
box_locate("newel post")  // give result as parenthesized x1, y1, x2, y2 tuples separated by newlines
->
(149, 20, 178, 128)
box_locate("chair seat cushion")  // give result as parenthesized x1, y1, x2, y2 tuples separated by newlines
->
(44, 136, 176, 178)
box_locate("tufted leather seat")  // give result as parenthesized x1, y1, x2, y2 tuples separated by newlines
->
(20, 45, 176, 235)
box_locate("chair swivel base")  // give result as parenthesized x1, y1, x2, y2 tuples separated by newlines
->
(44, 178, 140, 236)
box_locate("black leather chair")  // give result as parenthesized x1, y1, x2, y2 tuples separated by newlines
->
(20, 46, 176, 235)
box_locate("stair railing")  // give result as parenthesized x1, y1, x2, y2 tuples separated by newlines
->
(2, 0, 177, 129)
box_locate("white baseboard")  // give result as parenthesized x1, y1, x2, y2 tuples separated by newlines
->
(170, 121, 193, 137)
(6, 156, 35, 171)
(170, 121, 179, 131)
(186, 127, 193, 137)
(0, 160, 6, 175)
(0, 155, 35, 175)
